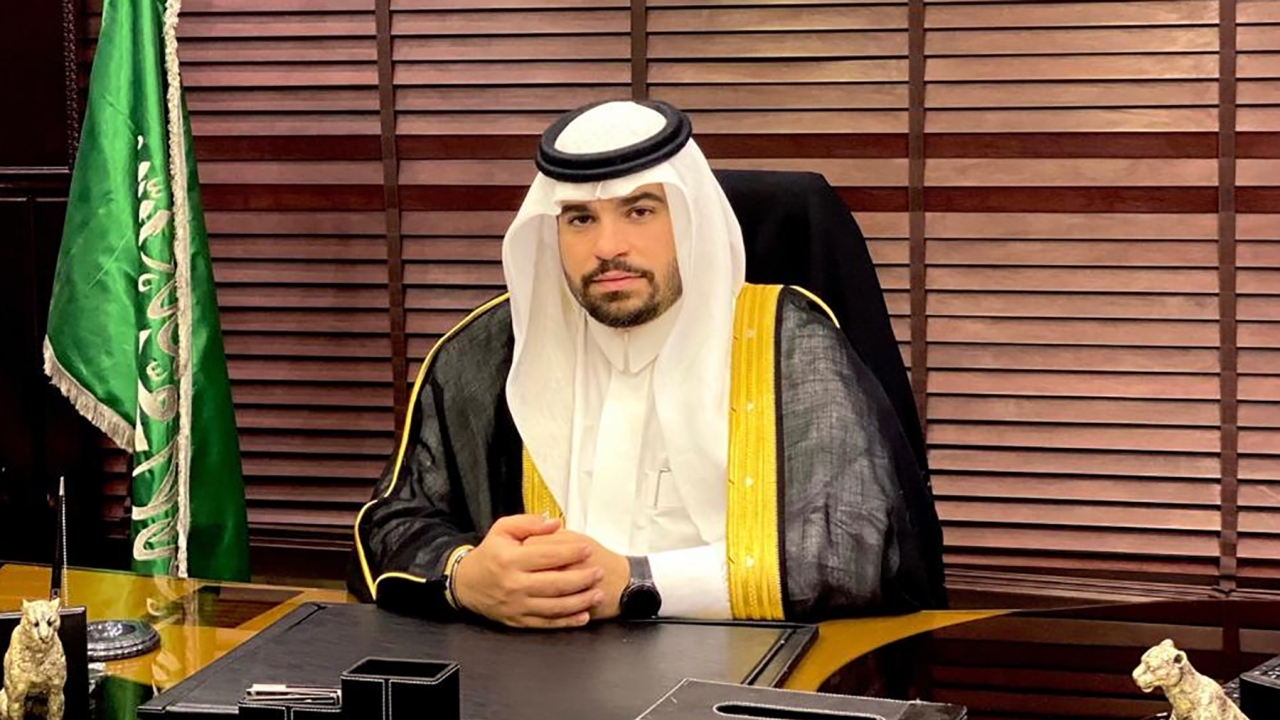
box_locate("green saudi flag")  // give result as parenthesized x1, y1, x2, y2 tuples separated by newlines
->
(44, 0, 249, 581)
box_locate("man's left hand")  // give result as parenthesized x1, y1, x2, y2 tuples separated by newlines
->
(525, 530, 629, 620)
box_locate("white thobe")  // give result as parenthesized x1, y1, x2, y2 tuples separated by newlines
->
(564, 304, 732, 619)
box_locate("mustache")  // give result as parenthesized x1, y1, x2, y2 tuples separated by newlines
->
(582, 259, 654, 285)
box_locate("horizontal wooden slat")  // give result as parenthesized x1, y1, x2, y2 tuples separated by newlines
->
(926, 2, 1218, 30)
(392, 0, 627, 8)
(217, 286, 389, 309)
(202, 160, 384, 184)
(224, 334, 392, 357)
(927, 212, 1218, 239)
(944, 525, 1218, 558)
(396, 86, 626, 112)
(229, 358, 392, 382)
(927, 81, 1218, 109)
(221, 309, 390, 332)
(238, 407, 393, 431)
(928, 239, 1216, 265)
(210, 236, 386, 260)
(928, 345, 1219, 373)
(648, 31, 906, 58)
(929, 396, 1220, 426)
(927, 27, 1218, 56)
(926, 107, 1219, 132)
(394, 61, 630, 85)
(181, 38, 377, 63)
(926, 159, 1216, 187)
(930, 423, 1219, 453)
(233, 383, 393, 408)
(394, 34, 627, 61)
(215, 260, 388, 285)
(938, 500, 1220, 531)
(928, 370, 1219, 399)
(929, 318, 1219, 347)
(945, 552, 1217, 578)
(927, 55, 1218, 82)
(649, 59, 908, 84)
(184, 64, 378, 89)
(240, 431, 392, 455)
(403, 263, 505, 286)
(926, 267, 1218, 293)
(648, 7, 907, 32)
(933, 474, 1219, 504)
(189, 89, 379, 113)
(391, 10, 629, 36)
(653, 84, 908, 110)
(177, 15, 377, 38)
(928, 292, 1217, 319)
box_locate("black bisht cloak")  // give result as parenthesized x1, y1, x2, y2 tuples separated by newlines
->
(717, 169, 945, 603)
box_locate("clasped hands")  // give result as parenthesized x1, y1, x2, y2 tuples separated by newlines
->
(450, 514, 630, 629)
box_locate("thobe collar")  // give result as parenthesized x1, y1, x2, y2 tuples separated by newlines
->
(585, 299, 683, 374)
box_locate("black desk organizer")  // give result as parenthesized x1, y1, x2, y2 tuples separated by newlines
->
(237, 658, 460, 720)
(138, 602, 816, 720)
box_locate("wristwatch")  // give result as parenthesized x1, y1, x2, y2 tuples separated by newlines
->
(619, 555, 662, 620)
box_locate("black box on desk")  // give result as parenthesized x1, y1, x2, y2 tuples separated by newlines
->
(636, 679, 966, 720)
(137, 603, 816, 720)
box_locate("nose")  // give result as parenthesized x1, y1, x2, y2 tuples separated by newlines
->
(591, 215, 628, 260)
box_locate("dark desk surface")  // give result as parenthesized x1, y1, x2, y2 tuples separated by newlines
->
(4, 563, 1277, 720)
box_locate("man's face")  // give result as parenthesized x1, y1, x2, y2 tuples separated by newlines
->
(557, 183, 683, 329)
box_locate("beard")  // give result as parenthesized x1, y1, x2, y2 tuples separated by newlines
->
(567, 257, 683, 329)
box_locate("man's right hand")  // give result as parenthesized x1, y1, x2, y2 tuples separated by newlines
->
(451, 514, 605, 629)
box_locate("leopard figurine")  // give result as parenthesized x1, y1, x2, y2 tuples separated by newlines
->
(1133, 639, 1247, 720)
(0, 598, 66, 720)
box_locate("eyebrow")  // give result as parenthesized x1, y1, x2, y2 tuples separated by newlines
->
(559, 191, 667, 217)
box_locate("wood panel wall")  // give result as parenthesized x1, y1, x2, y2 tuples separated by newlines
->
(78, 0, 1280, 593)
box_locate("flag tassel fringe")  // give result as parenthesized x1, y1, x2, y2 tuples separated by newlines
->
(43, 338, 133, 450)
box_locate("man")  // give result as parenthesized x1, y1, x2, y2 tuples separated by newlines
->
(350, 100, 945, 628)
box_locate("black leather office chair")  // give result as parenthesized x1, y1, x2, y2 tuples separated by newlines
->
(715, 169, 945, 605)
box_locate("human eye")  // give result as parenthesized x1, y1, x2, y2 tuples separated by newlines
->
(564, 212, 595, 228)
(628, 205, 656, 220)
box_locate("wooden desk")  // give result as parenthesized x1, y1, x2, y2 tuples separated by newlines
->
(0, 563, 352, 690)
(9, 563, 1274, 719)
(0, 562, 999, 717)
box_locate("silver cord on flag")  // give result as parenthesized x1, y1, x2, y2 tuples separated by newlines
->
(160, 0, 193, 578)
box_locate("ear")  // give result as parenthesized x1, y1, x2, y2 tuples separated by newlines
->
(1160, 639, 1175, 648)
(22, 599, 30, 611)
(51, 597, 61, 611)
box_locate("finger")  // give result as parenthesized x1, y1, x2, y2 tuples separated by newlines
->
(511, 542, 591, 572)
(491, 514, 561, 542)
(509, 611, 591, 630)
(522, 588, 603, 619)
(523, 529, 588, 547)
(524, 567, 604, 598)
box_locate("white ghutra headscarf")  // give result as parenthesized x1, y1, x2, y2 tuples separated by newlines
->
(501, 101, 746, 543)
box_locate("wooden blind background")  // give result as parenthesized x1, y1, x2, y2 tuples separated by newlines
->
(80, 0, 1280, 594)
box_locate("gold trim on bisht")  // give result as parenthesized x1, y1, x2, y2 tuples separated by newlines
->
(726, 283, 786, 620)
(518, 284, 789, 619)
(522, 447, 564, 520)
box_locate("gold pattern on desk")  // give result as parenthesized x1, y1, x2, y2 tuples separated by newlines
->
(1133, 639, 1248, 720)
(1, 599, 67, 720)
(0, 565, 351, 690)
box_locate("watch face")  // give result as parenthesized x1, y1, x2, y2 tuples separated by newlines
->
(622, 583, 661, 620)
